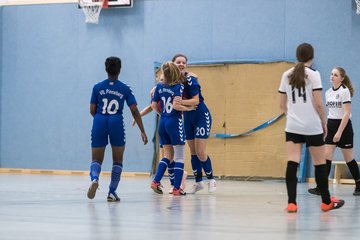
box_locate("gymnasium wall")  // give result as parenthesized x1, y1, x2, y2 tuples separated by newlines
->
(182, 62, 294, 178)
(0, 0, 360, 177)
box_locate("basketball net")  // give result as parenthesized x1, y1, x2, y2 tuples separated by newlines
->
(356, 0, 360, 15)
(79, 0, 108, 24)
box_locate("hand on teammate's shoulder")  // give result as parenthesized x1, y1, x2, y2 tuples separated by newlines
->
(187, 72, 198, 78)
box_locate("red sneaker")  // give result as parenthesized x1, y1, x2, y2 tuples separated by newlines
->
(150, 181, 163, 194)
(172, 188, 186, 196)
(321, 197, 345, 212)
(286, 203, 297, 213)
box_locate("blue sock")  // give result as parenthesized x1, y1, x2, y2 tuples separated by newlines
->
(154, 158, 170, 183)
(109, 163, 123, 193)
(191, 155, 203, 182)
(168, 161, 175, 186)
(90, 161, 101, 181)
(201, 156, 214, 179)
(174, 162, 184, 189)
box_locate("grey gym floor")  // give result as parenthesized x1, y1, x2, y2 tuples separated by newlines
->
(0, 173, 359, 240)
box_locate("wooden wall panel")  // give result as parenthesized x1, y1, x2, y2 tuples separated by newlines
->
(183, 61, 294, 178)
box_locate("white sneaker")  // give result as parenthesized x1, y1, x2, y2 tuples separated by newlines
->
(189, 181, 205, 194)
(87, 179, 99, 199)
(208, 179, 216, 193)
(168, 185, 174, 194)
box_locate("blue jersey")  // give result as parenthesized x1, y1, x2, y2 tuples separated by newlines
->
(152, 82, 184, 118)
(90, 79, 137, 116)
(90, 79, 137, 147)
(152, 82, 185, 146)
(183, 74, 212, 140)
(183, 74, 204, 104)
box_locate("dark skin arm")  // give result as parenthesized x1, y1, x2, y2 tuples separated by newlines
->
(129, 104, 148, 145)
(90, 104, 97, 116)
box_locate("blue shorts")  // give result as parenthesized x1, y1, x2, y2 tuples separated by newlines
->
(184, 102, 212, 140)
(91, 114, 125, 147)
(158, 116, 185, 146)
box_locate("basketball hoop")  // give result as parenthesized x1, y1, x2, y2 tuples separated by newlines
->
(356, 0, 360, 15)
(79, 0, 108, 24)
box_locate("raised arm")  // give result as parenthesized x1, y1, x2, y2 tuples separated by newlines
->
(132, 104, 153, 126)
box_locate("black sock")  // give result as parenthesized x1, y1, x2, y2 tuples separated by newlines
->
(326, 159, 332, 177)
(315, 164, 331, 204)
(346, 159, 360, 182)
(286, 161, 299, 204)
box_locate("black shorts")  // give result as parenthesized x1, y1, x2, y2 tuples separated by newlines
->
(325, 119, 353, 149)
(285, 132, 324, 147)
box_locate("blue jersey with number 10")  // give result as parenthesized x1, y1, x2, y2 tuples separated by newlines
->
(90, 79, 137, 115)
(152, 82, 184, 118)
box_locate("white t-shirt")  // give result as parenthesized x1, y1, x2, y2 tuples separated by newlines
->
(325, 84, 351, 119)
(278, 67, 323, 135)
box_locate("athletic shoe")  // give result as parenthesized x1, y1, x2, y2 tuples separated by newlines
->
(87, 179, 99, 199)
(180, 171, 188, 190)
(107, 192, 120, 202)
(286, 203, 297, 213)
(172, 188, 186, 196)
(321, 197, 345, 211)
(150, 181, 163, 194)
(353, 183, 360, 196)
(168, 185, 174, 194)
(189, 181, 205, 194)
(208, 179, 216, 193)
(308, 187, 321, 196)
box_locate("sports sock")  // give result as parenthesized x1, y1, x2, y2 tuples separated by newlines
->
(191, 155, 203, 182)
(315, 164, 331, 204)
(346, 159, 360, 182)
(168, 161, 175, 186)
(174, 162, 184, 189)
(109, 163, 122, 193)
(201, 156, 214, 179)
(286, 161, 298, 204)
(326, 159, 332, 177)
(154, 158, 170, 183)
(90, 161, 101, 181)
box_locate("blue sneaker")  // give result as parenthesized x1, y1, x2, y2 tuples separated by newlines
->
(107, 192, 120, 202)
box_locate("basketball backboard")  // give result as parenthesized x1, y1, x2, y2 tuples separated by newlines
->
(107, 0, 133, 8)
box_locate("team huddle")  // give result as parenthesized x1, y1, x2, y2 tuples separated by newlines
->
(86, 54, 215, 201)
(85, 45, 359, 213)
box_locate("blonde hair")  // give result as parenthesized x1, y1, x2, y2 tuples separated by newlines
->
(161, 61, 184, 86)
(335, 67, 354, 97)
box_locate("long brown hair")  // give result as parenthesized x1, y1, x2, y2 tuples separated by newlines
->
(289, 43, 314, 89)
(335, 67, 354, 97)
(161, 61, 184, 86)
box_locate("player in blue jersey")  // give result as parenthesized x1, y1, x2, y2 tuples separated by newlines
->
(150, 61, 195, 196)
(133, 79, 188, 193)
(87, 56, 148, 202)
(172, 54, 216, 194)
